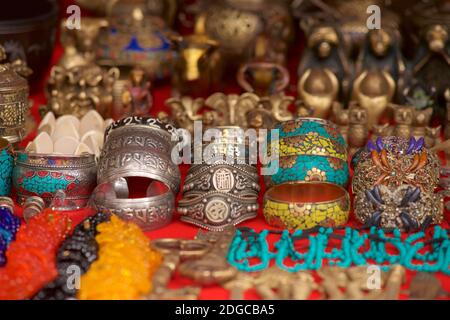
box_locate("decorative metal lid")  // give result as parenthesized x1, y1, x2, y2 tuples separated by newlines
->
(0, 65, 28, 93)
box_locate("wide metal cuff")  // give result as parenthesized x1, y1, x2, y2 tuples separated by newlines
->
(98, 117, 181, 193)
(178, 192, 258, 231)
(12, 151, 97, 210)
(90, 181, 175, 231)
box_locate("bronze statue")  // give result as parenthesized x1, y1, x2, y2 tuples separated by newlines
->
(392, 105, 414, 139)
(297, 68, 339, 119)
(356, 28, 405, 83)
(298, 25, 351, 100)
(347, 102, 369, 156)
(412, 107, 433, 139)
(118, 67, 153, 118)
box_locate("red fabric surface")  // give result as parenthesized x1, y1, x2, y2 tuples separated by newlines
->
(14, 0, 450, 299)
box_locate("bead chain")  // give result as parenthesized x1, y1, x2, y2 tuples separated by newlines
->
(227, 226, 450, 274)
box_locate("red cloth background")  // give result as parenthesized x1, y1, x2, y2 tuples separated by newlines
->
(13, 0, 450, 299)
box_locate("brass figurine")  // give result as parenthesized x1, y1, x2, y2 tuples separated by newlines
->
(165, 96, 205, 134)
(117, 67, 153, 119)
(392, 104, 414, 139)
(331, 102, 349, 143)
(425, 126, 442, 149)
(293, 0, 400, 58)
(255, 93, 294, 130)
(356, 28, 405, 84)
(45, 64, 119, 118)
(372, 123, 393, 141)
(204, 92, 260, 128)
(347, 103, 369, 156)
(412, 107, 433, 139)
(298, 25, 351, 99)
(351, 70, 396, 130)
(297, 68, 339, 119)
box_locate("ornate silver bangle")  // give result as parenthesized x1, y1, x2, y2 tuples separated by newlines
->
(183, 163, 260, 195)
(89, 180, 175, 231)
(104, 116, 179, 142)
(178, 192, 258, 231)
(12, 151, 97, 210)
(98, 119, 181, 193)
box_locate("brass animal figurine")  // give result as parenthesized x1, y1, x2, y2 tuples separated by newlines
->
(347, 103, 369, 156)
(372, 123, 393, 141)
(412, 107, 433, 139)
(392, 104, 414, 139)
(331, 102, 349, 143)
(192, 0, 293, 68)
(297, 68, 339, 119)
(250, 94, 294, 131)
(425, 126, 442, 149)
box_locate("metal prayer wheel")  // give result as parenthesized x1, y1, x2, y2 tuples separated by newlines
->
(0, 65, 29, 144)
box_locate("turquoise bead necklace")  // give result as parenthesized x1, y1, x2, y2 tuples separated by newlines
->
(227, 226, 450, 274)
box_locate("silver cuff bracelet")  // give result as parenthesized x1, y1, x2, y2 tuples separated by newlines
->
(178, 192, 258, 231)
(183, 163, 260, 195)
(98, 117, 181, 193)
(89, 179, 175, 231)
